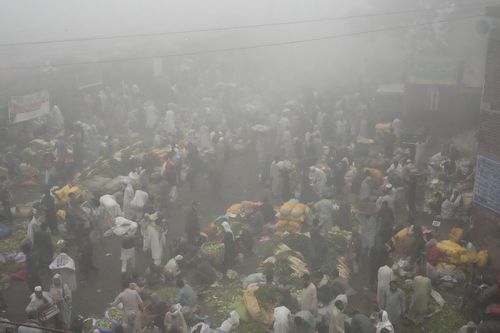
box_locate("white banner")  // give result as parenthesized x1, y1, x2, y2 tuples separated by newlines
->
(8, 90, 50, 124)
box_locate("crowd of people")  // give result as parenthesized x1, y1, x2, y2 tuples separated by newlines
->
(0, 64, 485, 333)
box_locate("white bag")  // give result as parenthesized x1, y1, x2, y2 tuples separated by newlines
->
(112, 217, 138, 236)
(130, 190, 148, 209)
(99, 194, 122, 217)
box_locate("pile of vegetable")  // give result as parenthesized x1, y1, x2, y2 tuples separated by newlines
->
(95, 318, 113, 331)
(226, 201, 261, 218)
(0, 230, 26, 254)
(259, 245, 308, 287)
(254, 285, 280, 311)
(281, 233, 310, 258)
(275, 200, 309, 234)
(106, 307, 123, 323)
(201, 283, 247, 323)
(200, 242, 225, 267)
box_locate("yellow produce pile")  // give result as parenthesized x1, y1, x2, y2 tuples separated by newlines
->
(275, 200, 308, 234)
(435, 230, 488, 269)
(226, 201, 261, 217)
(53, 185, 81, 205)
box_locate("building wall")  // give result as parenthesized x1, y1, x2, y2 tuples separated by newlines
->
(472, 28, 500, 272)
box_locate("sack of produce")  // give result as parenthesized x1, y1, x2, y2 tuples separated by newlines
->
(49, 253, 76, 271)
(449, 227, 464, 243)
(477, 250, 488, 267)
(54, 185, 81, 205)
(436, 240, 466, 258)
(288, 221, 301, 233)
(226, 203, 241, 215)
(130, 190, 148, 210)
(111, 217, 138, 237)
(280, 199, 297, 217)
(243, 286, 274, 325)
(99, 195, 121, 218)
(290, 203, 306, 219)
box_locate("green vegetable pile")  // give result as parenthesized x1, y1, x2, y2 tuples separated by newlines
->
(96, 318, 113, 330)
(281, 233, 309, 258)
(201, 283, 245, 323)
(82, 318, 94, 333)
(106, 307, 123, 322)
(254, 285, 280, 311)
(260, 253, 302, 287)
(0, 230, 26, 254)
(403, 304, 465, 333)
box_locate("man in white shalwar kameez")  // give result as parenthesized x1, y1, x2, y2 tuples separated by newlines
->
(377, 264, 394, 306)
(123, 182, 135, 220)
(142, 213, 166, 266)
(27, 210, 42, 245)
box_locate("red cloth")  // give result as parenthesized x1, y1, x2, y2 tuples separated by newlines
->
(426, 245, 441, 265)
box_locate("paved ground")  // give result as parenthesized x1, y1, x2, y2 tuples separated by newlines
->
(3, 149, 265, 322)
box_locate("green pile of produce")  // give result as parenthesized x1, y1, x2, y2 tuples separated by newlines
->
(201, 283, 245, 323)
(152, 287, 179, 302)
(404, 304, 465, 333)
(106, 307, 123, 322)
(281, 233, 309, 258)
(254, 285, 280, 311)
(326, 227, 351, 253)
(320, 245, 339, 277)
(255, 237, 280, 258)
(0, 230, 26, 253)
(96, 318, 113, 330)
(82, 318, 95, 332)
(260, 253, 302, 288)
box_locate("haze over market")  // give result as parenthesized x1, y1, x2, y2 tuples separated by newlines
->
(2, 1, 500, 332)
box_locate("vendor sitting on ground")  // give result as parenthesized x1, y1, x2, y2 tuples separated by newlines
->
(175, 279, 198, 308)
(164, 255, 183, 280)
(193, 259, 218, 287)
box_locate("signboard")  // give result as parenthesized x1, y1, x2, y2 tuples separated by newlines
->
(473, 155, 500, 214)
(8, 90, 50, 124)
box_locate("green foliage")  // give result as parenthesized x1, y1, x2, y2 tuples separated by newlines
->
(281, 233, 310, 258)
(254, 285, 280, 311)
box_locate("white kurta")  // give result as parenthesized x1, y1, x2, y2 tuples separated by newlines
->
(27, 217, 41, 244)
(377, 265, 394, 305)
(143, 224, 164, 266)
(123, 184, 135, 219)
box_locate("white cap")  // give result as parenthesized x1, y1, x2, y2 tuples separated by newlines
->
(174, 255, 183, 261)
(34, 286, 42, 292)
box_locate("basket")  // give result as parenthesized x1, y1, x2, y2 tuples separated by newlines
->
(200, 242, 225, 267)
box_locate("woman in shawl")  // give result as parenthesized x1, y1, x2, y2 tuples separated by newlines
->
(49, 274, 72, 329)
(222, 222, 237, 272)
(375, 310, 394, 333)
